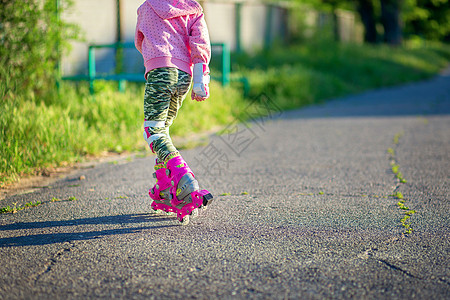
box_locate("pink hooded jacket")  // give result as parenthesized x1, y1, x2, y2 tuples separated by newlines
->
(135, 0, 211, 78)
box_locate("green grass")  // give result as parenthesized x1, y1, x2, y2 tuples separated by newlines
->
(1, 39, 449, 186)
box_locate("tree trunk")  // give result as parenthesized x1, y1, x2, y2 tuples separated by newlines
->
(380, 0, 402, 45)
(356, 0, 378, 43)
(332, 6, 340, 42)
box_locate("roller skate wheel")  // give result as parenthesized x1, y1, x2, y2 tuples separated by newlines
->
(191, 208, 199, 218)
(180, 215, 190, 226)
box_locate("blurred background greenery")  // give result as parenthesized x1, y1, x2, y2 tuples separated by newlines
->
(1, 0, 449, 186)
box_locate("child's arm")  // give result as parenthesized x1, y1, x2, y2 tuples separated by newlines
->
(189, 14, 211, 70)
(134, 8, 144, 54)
(189, 14, 211, 101)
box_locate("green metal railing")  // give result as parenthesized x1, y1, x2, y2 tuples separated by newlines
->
(62, 42, 232, 94)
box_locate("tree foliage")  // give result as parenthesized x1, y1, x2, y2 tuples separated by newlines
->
(283, 0, 449, 43)
(0, 0, 79, 104)
(403, 0, 450, 41)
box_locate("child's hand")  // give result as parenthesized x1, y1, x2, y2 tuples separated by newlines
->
(192, 63, 210, 102)
(192, 86, 209, 101)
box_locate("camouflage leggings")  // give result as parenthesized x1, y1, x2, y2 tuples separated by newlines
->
(143, 68, 192, 161)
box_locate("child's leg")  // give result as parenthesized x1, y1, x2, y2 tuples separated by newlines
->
(143, 68, 190, 161)
(161, 69, 192, 160)
(165, 70, 192, 129)
(144, 68, 213, 224)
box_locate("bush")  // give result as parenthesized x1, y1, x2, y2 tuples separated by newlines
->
(0, 0, 78, 185)
(0, 0, 78, 104)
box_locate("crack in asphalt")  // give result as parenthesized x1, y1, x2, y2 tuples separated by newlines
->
(387, 130, 417, 234)
(378, 259, 417, 278)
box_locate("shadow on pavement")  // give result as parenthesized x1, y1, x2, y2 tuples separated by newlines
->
(0, 213, 177, 247)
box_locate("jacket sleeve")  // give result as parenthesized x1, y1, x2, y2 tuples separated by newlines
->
(134, 9, 144, 54)
(189, 14, 211, 69)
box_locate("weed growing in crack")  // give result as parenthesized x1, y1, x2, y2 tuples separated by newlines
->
(392, 192, 404, 199)
(396, 173, 407, 183)
(0, 201, 42, 214)
(388, 131, 415, 234)
(391, 164, 400, 174)
(387, 148, 395, 156)
(393, 132, 404, 145)
(388, 132, 408, 184)
(394, 196, 416, 234)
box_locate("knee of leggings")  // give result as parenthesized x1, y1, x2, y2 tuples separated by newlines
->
(143, 120, 166, 151)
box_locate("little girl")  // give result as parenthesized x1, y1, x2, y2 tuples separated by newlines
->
(135, 0, 213, 225)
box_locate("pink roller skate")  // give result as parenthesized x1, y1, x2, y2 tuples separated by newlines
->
(166, 155, 213, 225)
(149, 159, 175, 214)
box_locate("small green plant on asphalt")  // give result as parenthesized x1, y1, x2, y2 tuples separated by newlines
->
(388, 132, 408, 184)
(393, 132, 404, 145)
(391, 164, 400, 174)
(0, 201, 42, 214)
(220, 193, 231, 196)
(397, 199, 408, 209)
(391, 162, 407, 183)
(387, 148, 396, 156)
(388, 129, 415, 234)
(50, 197, 61, 202)
(0, 206, 12, 214)
(396, 173, 408, 183)
(401, 215, 413, 234)
(394, 196, 416, 234)
(392, 191, 404, 199)
(68, 196, 77, 201)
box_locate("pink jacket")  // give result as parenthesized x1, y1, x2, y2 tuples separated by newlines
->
(135, 0, 211, 78)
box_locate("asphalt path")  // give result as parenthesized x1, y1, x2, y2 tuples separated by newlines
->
(1, 70, 449, 299)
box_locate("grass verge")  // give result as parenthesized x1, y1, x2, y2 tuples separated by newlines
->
(1, 40, 449, 186)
